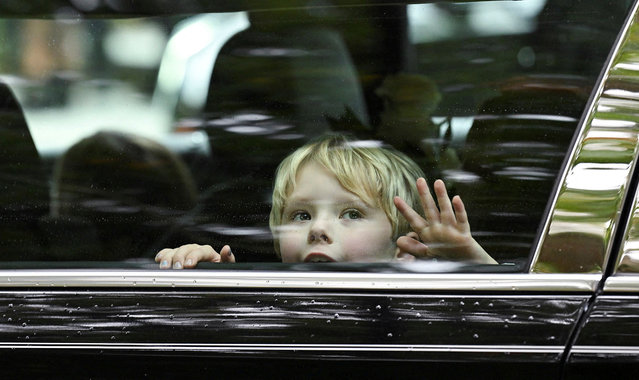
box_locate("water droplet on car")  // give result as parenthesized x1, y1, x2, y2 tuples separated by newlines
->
(376, 305, 382, 310)
(387, 333, 393, 338)
(473, 334, 479, 339)
(334, 313, 339, 319)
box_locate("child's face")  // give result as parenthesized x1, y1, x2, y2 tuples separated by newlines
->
(277, 162, 396, 263)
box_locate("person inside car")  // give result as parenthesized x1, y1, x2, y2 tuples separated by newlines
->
(47, 131, 198, 261)
(156, 134, 497, 268)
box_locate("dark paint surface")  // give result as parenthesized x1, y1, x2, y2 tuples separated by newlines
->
(0, 289, 587, 378)
(570, 296, 639, 346)
(565, 295, 639, 379)
(0, 290, 584, 346)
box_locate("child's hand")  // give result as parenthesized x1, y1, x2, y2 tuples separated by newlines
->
(155, 244, 235, 269)
(393, 178, 497, 264)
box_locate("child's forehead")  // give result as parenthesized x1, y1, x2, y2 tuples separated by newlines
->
(289, 161, 378, 206)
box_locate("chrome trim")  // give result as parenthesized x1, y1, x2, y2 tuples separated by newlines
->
(571, 346, 639, 355)
(532, 0, 639, 273)
(615, 158, 639, 273)
(0, 342, 564, 354)
(0, 270, 600, 291)
(603, 275, 639, 292)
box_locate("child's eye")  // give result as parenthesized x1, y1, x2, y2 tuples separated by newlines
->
(341, 209, 362, 220)
(291, 211, 311, 222)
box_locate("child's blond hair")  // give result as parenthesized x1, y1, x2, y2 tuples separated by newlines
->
(269, 134, 425, 255)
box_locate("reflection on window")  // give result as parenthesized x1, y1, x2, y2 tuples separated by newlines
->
(0, 0, 631, 271)
(408, 0, 546, 43)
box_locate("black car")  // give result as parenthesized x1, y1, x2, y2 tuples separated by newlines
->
(1, 0, 639, 378)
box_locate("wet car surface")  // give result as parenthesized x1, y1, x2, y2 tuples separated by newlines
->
(2, 0, 639, 378)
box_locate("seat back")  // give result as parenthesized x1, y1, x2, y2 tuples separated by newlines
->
(457, 78, 587, 263)
(0, 82, 48, 260)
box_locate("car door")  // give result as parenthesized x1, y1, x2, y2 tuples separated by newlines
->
(0, 1, 636, 379)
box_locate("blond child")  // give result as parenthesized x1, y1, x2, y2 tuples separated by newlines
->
(156, 134, 496, 268)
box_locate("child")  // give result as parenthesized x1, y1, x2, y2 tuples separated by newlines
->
(156, 134, 496, 268)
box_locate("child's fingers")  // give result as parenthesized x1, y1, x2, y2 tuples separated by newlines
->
(155, 244, 214, 269)
(394, 196, 428, 232)
(416, 178, 440, 223)
(396, 235, 430, 258)
(184, 245, 219, 267)
(219, 245, 236, 263)
(172, 244, 204, 269)
(155, 248, 175, 269)
(452, 195, 469, 228)
(434, 179, 455, 225)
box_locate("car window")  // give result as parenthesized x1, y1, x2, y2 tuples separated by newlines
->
(0, 0, 632, 272)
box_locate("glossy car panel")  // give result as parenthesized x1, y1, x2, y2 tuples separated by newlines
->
(0, 289, 585, 378)
(565, 294, 639, 379)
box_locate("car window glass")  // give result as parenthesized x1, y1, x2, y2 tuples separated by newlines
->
(0, 0, 632, 271)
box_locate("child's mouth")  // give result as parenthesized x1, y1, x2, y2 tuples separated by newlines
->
(304, 253, 336, 263)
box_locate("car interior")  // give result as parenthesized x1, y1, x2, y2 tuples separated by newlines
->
(0, 0, 632, 271)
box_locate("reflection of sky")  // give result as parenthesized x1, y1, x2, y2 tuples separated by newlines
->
(566, 163, 630, 191)
(103, 21, 167, 69)
(408, 0, 546, 43)
(154, 12, 250, 111)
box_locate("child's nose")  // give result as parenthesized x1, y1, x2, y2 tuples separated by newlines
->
(308, 231, 330, 243)
(307, 218, 332, 244)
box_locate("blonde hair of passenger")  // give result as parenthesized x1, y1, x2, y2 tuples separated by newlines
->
(269, 134, 425, 255)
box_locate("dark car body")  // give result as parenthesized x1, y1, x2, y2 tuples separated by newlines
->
(2, 0, 639, 378)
